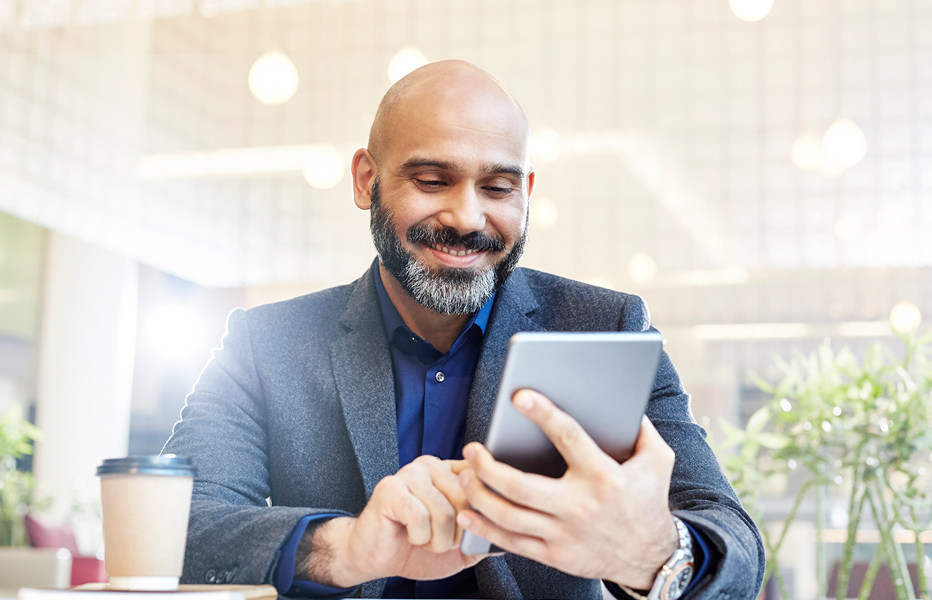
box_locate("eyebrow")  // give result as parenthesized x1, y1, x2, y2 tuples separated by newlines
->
(399, 158, 525, 179)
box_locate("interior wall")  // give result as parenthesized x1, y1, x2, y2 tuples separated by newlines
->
(34, 231, 137, 518)
(0, 212, 46, 419)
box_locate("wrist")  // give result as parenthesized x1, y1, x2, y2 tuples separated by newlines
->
(305, 517, 365, 588)
(618, 516, 694, 600)
(614, 514, 679, 589)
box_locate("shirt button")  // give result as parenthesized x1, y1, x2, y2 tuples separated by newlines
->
(435, 371, 445, 383)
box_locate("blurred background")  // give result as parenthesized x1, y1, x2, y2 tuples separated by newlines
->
(0, 0, 930, 597)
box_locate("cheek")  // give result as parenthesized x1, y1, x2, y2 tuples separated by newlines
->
(494, 203, 529, 242)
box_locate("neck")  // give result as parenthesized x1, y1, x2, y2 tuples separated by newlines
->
(379, 263, 472, 354)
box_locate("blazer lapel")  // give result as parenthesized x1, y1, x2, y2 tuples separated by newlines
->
(465, 269, 544, 599)
(466, 268, 544, 445)
(330, 269, 400, 501)
(332, 266, 544, 599)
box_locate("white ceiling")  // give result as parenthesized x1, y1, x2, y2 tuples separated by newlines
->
(0, 0, 930, 288)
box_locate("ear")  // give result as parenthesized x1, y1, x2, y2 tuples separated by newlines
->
(351, 148, 377, 210)
(526, 168, 536, 199)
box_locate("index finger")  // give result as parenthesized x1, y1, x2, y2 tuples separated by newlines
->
(447, 459, 470, 475)
(512, 389, 612, 474)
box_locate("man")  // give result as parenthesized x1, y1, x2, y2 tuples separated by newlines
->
(163, 60, 764, 599)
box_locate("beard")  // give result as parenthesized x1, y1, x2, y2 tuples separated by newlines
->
(369, 177, 528, 315)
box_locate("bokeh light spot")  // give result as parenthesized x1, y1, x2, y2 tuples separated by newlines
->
(627, 252, 657, 283)
(729, 0, 773, 22)
(388, 46, 428, 84)
(529, 197, 559, 229)
(248, 51, 299, 105)
(890, 301, 922, 333)
(302, 145, 345, 190)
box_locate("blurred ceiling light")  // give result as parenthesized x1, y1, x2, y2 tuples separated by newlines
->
(148, 304, 201, 360)
(136, 144, 344, 179)
(249, 51, 299, 105)
(791, 133, 821, 170)
(627, 252, 657, 283)
(529, 197, 559, 229)
(531, 128, 562, 164)
(890, 301, 922, 333)
(834, 215, 863, 241)
(819, 154, 846, 178)
(302, 145, 344, 190)
(822, 118, 867, 169)
(388, 46, 428, 84)
(729, 0, 773, 22)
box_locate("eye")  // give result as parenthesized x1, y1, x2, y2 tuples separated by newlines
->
(483, 185, 515, 197)
(414, 178, 447, 189)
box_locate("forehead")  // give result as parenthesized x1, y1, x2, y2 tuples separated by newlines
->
(381, 84, 530, 173)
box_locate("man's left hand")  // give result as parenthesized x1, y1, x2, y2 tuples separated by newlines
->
(455, 389, 679, 589)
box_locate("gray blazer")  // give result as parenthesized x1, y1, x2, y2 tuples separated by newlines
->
(163, 264, 764, 599)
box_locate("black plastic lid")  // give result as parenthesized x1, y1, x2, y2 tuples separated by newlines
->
(97, 455, 196, 477)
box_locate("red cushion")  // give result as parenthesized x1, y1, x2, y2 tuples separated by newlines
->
(24, 514, 81, 555)
(71, 556, 108, 586)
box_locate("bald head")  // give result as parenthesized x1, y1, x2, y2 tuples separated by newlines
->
(368, 60, 529, 166)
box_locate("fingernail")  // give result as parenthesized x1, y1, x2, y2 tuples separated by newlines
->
(457, 513, 471, 527)
(515, 391, 534, 411)
(463, 445, 475, 460)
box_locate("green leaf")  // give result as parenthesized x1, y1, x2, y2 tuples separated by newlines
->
(746, 405, 772, 435)
(750, 371, 775, 394)
(756, 432, 791, 449)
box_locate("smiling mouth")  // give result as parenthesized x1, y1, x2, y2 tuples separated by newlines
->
(427, 242, 481, 257)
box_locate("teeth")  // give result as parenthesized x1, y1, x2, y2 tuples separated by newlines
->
(430, 243, 476, 257)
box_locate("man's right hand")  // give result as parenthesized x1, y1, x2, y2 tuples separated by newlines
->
(300, 455, 485, 588)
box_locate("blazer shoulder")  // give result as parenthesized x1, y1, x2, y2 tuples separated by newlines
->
(515, 268, 651, 332)
(238, 281, 358, 337)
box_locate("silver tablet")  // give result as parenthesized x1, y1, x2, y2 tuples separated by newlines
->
(460, 331, 665, 555)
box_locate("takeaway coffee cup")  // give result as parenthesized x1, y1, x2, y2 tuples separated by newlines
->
(97, 455, 196, 591)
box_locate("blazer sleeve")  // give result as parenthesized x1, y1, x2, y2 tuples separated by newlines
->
(162, 308, 352, 588)
(616, 294, 766, 600)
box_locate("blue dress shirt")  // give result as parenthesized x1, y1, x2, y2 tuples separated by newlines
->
(273, 263, 715, 598)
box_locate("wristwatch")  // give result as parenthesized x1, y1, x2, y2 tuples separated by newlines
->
(619, 516, 694, 600)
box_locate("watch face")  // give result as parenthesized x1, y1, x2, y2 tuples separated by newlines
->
(661, 563, 694, 600)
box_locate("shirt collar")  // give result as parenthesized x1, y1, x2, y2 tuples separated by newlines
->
(372, 261, 495, 352)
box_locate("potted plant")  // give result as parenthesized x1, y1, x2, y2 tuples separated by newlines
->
(0, 403, 43, 546)
(713, 333, 932, 600)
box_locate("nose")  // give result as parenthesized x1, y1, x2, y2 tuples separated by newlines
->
(437, 183, 486, 234)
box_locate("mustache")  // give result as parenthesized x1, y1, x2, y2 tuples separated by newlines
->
(407, 225, 507, 254)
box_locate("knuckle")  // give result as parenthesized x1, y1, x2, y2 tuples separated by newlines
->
(433, 503, 456, 527)
(403, 493, 428, 517)
(486, 501, 512, 527)
(558, 422, 583, 448)
(374, 475, 400, 495)
(413, 454, 439, 466)
(500, 476, 526, 500)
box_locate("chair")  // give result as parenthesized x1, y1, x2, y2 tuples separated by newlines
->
(23, 515, 107, 586)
